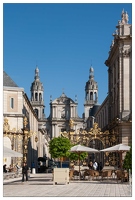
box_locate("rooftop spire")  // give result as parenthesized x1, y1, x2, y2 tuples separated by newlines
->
(89, 65, 94, 80)
(35, 65, 39, 81)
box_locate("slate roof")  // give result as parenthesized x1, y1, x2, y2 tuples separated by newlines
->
(90, 104, 100, 116)
(3, 71, 18, 87)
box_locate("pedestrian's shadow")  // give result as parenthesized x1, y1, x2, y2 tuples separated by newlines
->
(3, 178, 53, 185)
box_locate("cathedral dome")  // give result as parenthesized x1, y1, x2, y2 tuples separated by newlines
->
(30, 80, 43, 91)
(30, 66, 44, 91)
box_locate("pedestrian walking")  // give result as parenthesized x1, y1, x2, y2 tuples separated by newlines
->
(22, 162, 29, 182)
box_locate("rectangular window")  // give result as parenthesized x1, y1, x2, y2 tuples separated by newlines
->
(10, 98, 14, 109)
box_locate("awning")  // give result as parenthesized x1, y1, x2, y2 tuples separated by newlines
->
(3, 146, 23, 157)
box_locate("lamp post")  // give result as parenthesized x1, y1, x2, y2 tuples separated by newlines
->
(22, 117, 29, 163)
(22, 117, 37, 164)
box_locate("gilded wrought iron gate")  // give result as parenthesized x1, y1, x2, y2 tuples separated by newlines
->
(60, 120, 120, 166)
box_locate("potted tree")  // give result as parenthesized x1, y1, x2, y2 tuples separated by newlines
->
(49, 136, 71, 184)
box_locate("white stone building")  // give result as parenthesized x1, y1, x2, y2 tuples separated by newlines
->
(95, 10, 132, 149)
(3, 71, 50, 170)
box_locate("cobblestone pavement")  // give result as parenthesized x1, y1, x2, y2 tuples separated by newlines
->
(3, 173, 132, 197)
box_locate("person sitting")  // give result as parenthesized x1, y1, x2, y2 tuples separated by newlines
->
(16, 163, 22, 173)
(16, 163, 20, 170)
(71, 164, 75, 170)
(98, 162, 103, 171)
(3, 164, 7, 173)
(88, 161, 93, 169)
(8, 164, 13, 172)
(93, 160, 98, 171)
(13, 165, 17, 172)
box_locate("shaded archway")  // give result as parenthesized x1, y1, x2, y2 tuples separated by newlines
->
(88, 138, 104, 166)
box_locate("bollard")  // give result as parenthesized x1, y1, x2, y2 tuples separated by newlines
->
(28, 167, 31, 178)
(32, 168, 36, 174)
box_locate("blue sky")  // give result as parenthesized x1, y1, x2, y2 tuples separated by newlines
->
(3, 2, 132, 118)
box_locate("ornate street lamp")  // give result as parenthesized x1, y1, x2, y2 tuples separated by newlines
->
(22, 117, 29, 163)
(22, 116, 36, 163)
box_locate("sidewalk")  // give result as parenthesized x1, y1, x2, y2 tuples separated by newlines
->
(3, 173, 132, 197)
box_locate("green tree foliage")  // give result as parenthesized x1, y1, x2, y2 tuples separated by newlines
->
(49, 137, 88, 167)
(49, 136, 71, 167)
(123, 144, 132, 173)
(68, 144, 88, 162)
(68, 151, 88, 162)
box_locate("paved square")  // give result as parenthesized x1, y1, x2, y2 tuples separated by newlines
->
(3, 173, 132, 197)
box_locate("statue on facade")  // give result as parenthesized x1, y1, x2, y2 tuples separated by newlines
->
(121, 9, 129, 24)
(69, 119, 74, 129)
(3, 118, 10, 132)
(93, 122, 98, 130)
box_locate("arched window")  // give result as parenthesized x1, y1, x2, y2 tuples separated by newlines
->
(90, 92, 93, 100)
(10, 98, 14, 109)
(34, 109, 38, 117)
(35, 93, 38, 101)
(86, 92, 89, 100)
(39, 93, 42, 101)
(94, 92, 97, 101)
(31, 92, 33, 100)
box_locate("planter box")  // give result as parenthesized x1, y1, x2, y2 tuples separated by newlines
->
(53, 168, 69, 185)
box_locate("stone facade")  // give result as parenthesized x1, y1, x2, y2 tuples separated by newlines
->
(29, 66, 88, 141)
(3, 72, 50, 170)
(95, 10, 132, 147)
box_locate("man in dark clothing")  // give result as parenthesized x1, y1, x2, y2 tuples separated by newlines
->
(98, 162, 103, 171)
(3, 164, 7, 173)
(22, 162, 28, 182)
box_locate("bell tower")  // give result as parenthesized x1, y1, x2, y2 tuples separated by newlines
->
(84, 66, 98, 119)
(30, 66, 45, 119)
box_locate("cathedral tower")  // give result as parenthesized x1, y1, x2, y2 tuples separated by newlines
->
(84, 66, 98, 119)
(30, 66, 45, 119)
